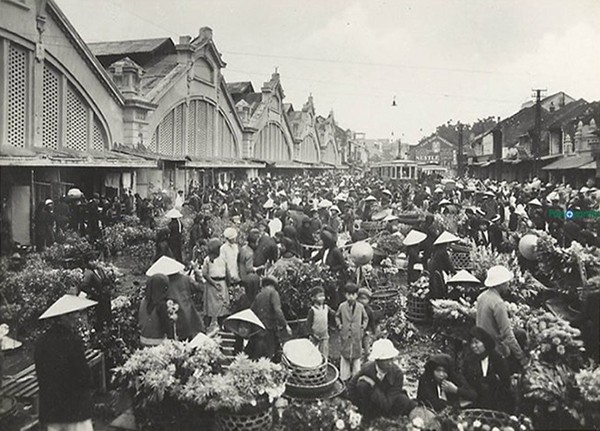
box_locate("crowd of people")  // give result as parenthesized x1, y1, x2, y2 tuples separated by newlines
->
(20, 171, 600, 429)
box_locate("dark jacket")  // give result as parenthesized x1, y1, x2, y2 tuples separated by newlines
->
(462, 350, 513, 412)
(348, 361, 417, 419)
(35, 323, 93, 424)
(81, 267, 112, 331)
(312, 246, 347, 272)
(253, 234, 278, 267)
(417, 354, 476, 412)
(168, 219, 183, 262)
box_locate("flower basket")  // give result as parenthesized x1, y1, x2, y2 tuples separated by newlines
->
(371, 288, 400, 316)
(215, 399, 273, 431)
(459, 409, 513, 428)
(406, 294, 431, 323)
(282, 354, 328, 387)
(449, 249, 472, 270)
(284, 363, 341, 398)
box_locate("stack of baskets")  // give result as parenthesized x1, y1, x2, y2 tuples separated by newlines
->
(282, 340, 343, 400)
(371, 288, 400, 316)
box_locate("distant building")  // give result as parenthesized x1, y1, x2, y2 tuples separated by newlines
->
(409, 134, 457, 169)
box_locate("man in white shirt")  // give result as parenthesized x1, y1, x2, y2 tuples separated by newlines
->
(174, 190, 184, 210)
(220, 227, 240, 284)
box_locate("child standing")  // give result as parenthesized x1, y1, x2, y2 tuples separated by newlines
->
(336, 282, 369, 382)
(306, 286, 336, 359)
(357, 287, 378, 360)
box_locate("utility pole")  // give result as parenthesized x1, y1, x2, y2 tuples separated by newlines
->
(532, 89, 547, 178)
(457, 123, 464, 177)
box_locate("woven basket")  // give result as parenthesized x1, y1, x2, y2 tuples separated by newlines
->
(406, 294, 431, 323)
(282, 354, 328, 387)
(285, 363, 340, 398)
(372, 288, 400, 315)
(215, 403, 272, 431)
(460, 409, 513, 428)
(449, 250, 472, 270)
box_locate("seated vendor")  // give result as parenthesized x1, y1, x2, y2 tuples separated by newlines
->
(461, 326, 514, 413)
(347, 339, 417, 420)
(417, 353, 476, 412)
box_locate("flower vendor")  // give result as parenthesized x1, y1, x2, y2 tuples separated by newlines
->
(166, 208, 184, 263)
(220, 227, 240, 285)
(417, 353, 476, 412)
(347, 339, 417, 420)
(35, 295, 98, 431)
(403, 229, 428, 284)
(336, 282, 369, 381)
(138, 274, 170, 346)
(476, 265, 528, 372)
(147, 256, 204, 341)
(428, 231, 458, 299)
(461, 326, 514, 412)
(247, 276, 291, 361)
(79, 255, 113, 333)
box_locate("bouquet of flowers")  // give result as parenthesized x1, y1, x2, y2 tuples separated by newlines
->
(526, 311, 585, 368)
(535, 232, 579, 287)
(566, 241, 600, 279)
(431, 298, 476, 326)
(380, 306, 420, 346)
(520, 361, 582, 425)
(505, 301, 531, 331)
(372, 232, 405, 256)
(576, 365, 600, 403)
(180, 353, 287, 413)
(280, 398, 362, 431)
(408, 274, 430, 299)
(437, 408, 534, 431)
(42, 230, 95, 268)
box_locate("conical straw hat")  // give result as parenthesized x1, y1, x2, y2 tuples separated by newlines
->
(146, 256, 184, 276)
(165, 208, 183, 218)
(433, 231, 460, 246)
(447, 270, 480, 284)
(223, 309, 265, 337)
(39, 294, 98, 320)
(403, 230, 427, 246)
(283, 338, 323, 368)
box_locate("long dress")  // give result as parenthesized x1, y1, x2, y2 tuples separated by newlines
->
(202, 256, 230, 318)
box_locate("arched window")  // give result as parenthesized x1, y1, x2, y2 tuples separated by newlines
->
(254, 123, 291, 161)
(322, 141, 337, 164)
(299, 135, 319, 163)
(152, 99, 238, 158)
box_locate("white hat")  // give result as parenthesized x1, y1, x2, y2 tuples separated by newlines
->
(165, 208, 183, 219)
(490, 214, 501, 223)
(484, 191, 495, 197)
(528, 198, 542, 207)
(263, 198, 274, 209)
(223, 227, 238, 240)
(433, 231, 460, 246)
(414, 263, 424, 271)
(39, 294, 97, 320)
(364, 195, 377, 202)
(329, 205, 341, 213)
(223, 309, 265, 337)
(547, 192, 560, 202)
(448, 270, 480, 284)
(318, 199, 333, 209)
(383, 214, 399, 222)
(369, 339, 399, 361)
(403, 230, 427, 246)
(146, 256, 185, 276)
(382, 189, 392, 197)
(268, 218, 283, 236)
(44, 199, 53, 205)
(291, 197, 302, 206)
(580, 186, 590, 193)
(283, 339, 323, 367)
(514, 204, 528, 217)
(484, 265, 514, 287)
(335, 193, 348, 202)
(474, 208, 486, 217)
(434, 188, 444, 194)
(439, 199, 451, 206)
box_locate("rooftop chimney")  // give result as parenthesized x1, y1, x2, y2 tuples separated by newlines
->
(176, 35, 193, 64)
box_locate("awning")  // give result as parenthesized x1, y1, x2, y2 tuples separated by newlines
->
(578, 160, 597, 170)
(112, 146, 185, 162)
(184, 158, 265, 169)
(0, 145, 157, 168)
(542, 153, 595, 171)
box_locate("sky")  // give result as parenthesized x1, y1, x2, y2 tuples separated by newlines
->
(56, 0, 600, 143)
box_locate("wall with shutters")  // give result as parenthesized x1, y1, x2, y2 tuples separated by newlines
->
(322, 141, 338, 164)
(0, 1, 121, 149)
(298, 134, 320, 163)
(150, 98, 239, 158)
(254, 122, 292, 161)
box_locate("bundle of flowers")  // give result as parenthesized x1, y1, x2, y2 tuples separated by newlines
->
(433, 213, 460, 235)
(181, 353, 287, 413)
(372, 232, 405, 256)
(575, 365, 600, 403)
(535, 232, 579, 287)
(380, 306, 420, 346)
(431, 298, 476, 326)
(102, 221, 155, 256)
(0, 255, 83, 340)
(42, 230, 95, 268)
(470, 246, 515, 283)
(520, 361, 582, 425)
(115, 338, 225, 409)
(280, 398, 362, 431)
(505, 302, 531, 331)
(566, 241, 600, 279)
(408, 274, 430, 299)
(525, 311, 585, 368)
(278, 263, 338, 319)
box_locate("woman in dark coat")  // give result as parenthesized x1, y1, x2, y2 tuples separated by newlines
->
(168, 214, 184, 262)
(428, 240, 455, 299)
(35, 299, 95, 430)
(154, 228, 174, 263)
(462, 326, 513, 413)
(139, 274, 170, 346)
(417, 353, 476, 412)
(80, 258, 112, 332)
(312, 230, 348, 308)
